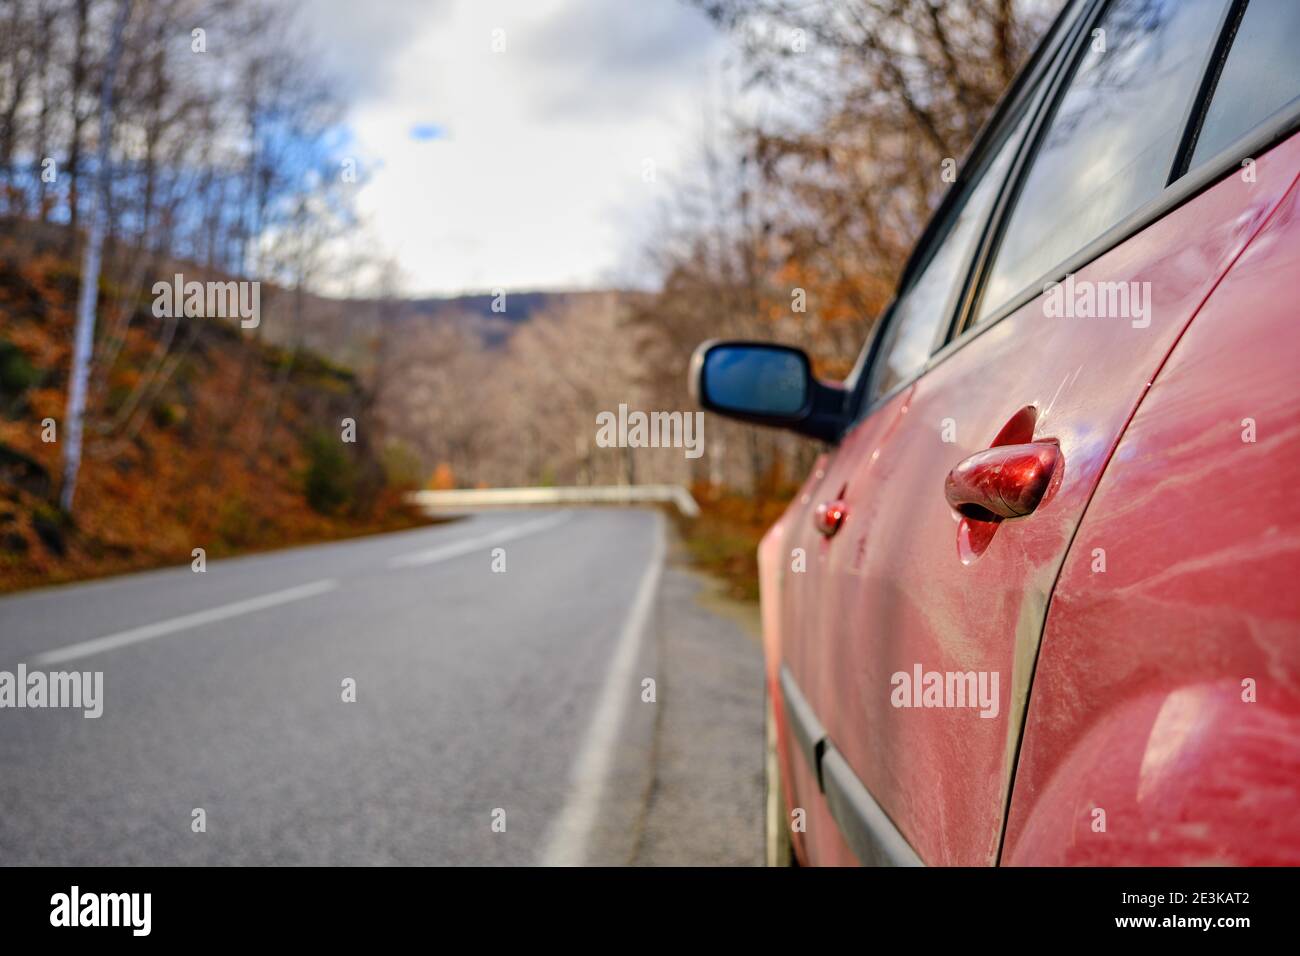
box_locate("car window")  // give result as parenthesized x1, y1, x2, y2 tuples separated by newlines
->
(1190, 0, 1300, 168)
(866, 111, 1032, 404)
(976, 0, 1232, 323)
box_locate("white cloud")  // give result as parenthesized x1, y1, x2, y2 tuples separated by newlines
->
(307, 0, 733, 296)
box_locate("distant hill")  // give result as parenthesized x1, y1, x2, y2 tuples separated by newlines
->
(270, 289, 623, 373)
(407, 290, 584, 328)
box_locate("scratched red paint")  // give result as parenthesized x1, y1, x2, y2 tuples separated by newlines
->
(761, 132, 1300, 866)
(1003, 164, 1300, 866)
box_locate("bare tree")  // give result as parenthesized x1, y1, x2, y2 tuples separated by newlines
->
(59, 0, 131, 511)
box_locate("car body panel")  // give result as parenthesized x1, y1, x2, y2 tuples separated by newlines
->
(764, 129, 1300, 866)
(761, 398, 912, 865)
(1003, 161, 1300, 866)
(759, 466, 860, 866)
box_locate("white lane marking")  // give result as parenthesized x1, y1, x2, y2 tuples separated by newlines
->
(386, 512, 571, 569)
(29, 579, 339, 666)
(539, 512, 665, 867)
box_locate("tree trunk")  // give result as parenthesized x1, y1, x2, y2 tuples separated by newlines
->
(60, 0, 132, 512)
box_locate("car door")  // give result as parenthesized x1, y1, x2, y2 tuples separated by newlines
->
(792, 0, 1300, 865)
(768, 404, 911, 866)
(770, 0, 1077, 865)
(1003, 0, 1300, 865)
(770, 0, 1085, 866)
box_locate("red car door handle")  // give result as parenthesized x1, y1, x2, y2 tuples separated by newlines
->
(944, 442, 1059, 521)
(814, 498, 848, 537)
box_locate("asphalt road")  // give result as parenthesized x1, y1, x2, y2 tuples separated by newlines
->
(0, 508, 763, 865)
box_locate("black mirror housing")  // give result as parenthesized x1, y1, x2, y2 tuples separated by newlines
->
(689, 339, 850, 444)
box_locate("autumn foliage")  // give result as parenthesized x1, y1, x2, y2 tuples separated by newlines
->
(0, 235, 425, 593)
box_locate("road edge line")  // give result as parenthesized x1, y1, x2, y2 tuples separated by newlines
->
(538, 511, 665, 867)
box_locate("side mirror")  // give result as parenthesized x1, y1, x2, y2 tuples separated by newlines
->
(689, 340, 849, 443)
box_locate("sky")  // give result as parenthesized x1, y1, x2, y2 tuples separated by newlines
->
(307, 0, 739, 297)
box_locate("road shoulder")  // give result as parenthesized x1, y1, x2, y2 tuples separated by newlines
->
(625, 545, 764, 866)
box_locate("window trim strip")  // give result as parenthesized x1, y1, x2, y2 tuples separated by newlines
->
(933, 98, 1300, 370)
(846, 0, 1096, 424)
(1170, 0, 1251, 183)
(852, 22, 1300, 425)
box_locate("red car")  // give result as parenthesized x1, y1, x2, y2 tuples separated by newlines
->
(692, 0, 1300, 866)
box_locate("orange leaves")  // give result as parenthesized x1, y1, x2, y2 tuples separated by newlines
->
(428, 463, 456, 490)
(0, 234, 425, 594)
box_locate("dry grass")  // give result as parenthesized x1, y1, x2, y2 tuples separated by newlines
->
(674, 480, 797, 603)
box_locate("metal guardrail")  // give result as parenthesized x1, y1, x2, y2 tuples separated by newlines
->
(407, 485, 701, 518)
